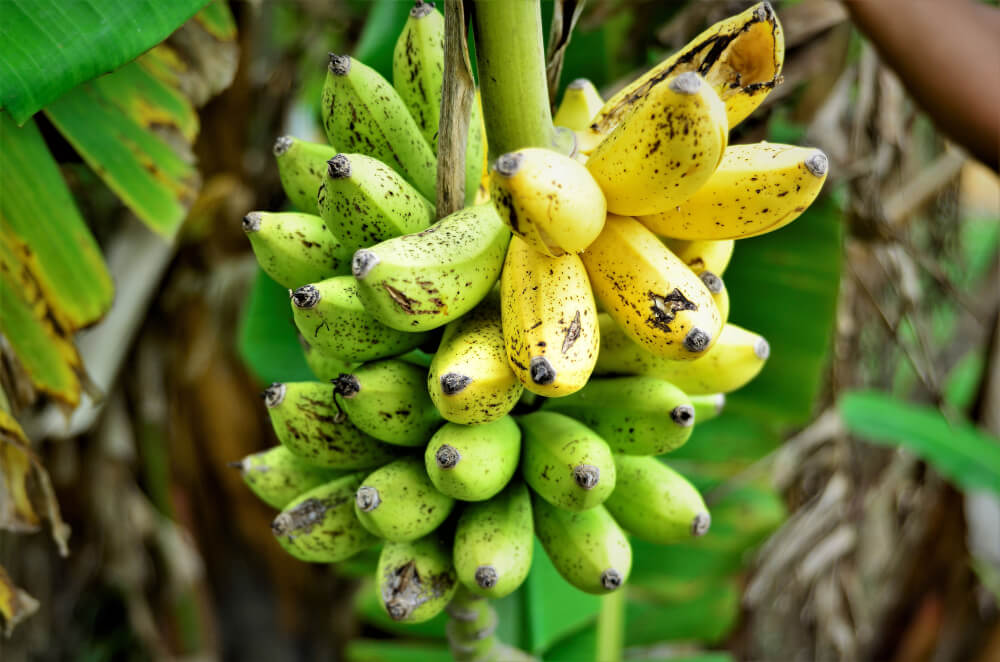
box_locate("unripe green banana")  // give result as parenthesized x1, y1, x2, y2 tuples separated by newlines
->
(242, 211, 351, 289)
(351, 204, 510, 332)
(554, 78, 604, 132)
(332, 359, 442, 446)
(690, 393, 726, 423)
(262, 381, 399, 469)
(604, 455, 710, 544)
(317, 153, 435, 256)
(271, 472, 377, 562)
(595, 315, 770, 394)
(424, 416, 521, 501)
(290, 276, 429, 362)
(392, 1, 484, 206)
(532, 495, 631, 595)
(661, 238, 735, 278)
(298, 334, 357, 382)
(237, 445, 347, 510)
(321, 53, 438, 200)
(376, 531, 458, 623)
(541, 376, 695, 455)
(454, 480, 533, 598)
(355, 456, 455, 542)
(427, 291, 523, 424)
(273, 135, 338, 215)
(518, 411, 615, 511)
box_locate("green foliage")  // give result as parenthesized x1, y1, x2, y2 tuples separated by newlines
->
(0, 0, 209, 123)
(347, 639, 452, 662)
(840, 390, 1000, 493)
(237, 268, 314, 386)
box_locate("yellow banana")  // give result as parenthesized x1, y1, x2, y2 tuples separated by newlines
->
(581, 214, 721, 360)
(501, 236, 599, 397)
(595, 315, 770, 394)
(586, 3, 783, 136)
(662, 238, 735, 277)
(639, 143, 829, 240)
(427, 291, 523, 424)
(699, 270, 730, 324)
(489, 147, 606, 256)
(585, 72, 728, 217)
(554, 78, 604, 132)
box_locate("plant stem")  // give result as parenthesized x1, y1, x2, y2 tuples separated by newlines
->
(595, 588, 626, 662)
(471, 0, 558, 158)
(445, 586, 500, 661)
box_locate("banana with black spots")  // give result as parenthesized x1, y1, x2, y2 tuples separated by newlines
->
(332, 359, 443, 446)
(661, 238, 735, 278)
(604, 455, 711, 544)
(453, 480, 533, 598)
(542, 376, 695, 455)
(271, 472, 376, 562)
(290, 276, 429, 362)
(236, 445, 347, 510)
(242, 211, 351, 289)
(298, 334, 357, 382)
(273, 135, 338, 215)
(501, 236, 599, 397)
(321, 53, 438, 200)
(376, 531, 458, 623)
(351, 204, 510, 332)
(262, 381, 399, 469)
(355, 456, 454, 542)
(532, 495, 631, 595)
(424, 416, 520, 501)
(519, 411, 615, 511)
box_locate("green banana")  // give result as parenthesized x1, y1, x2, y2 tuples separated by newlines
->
(424, 416, 521, 501)
(298, 334, 357, 382)
(453, 480, 533, 598)
(392, 1, 484, 206)
(690, 393, 726, 423)
(351, 203, 510, 332)
(604, 455, 710, 544)
(271, 472, 377, 562)
(542, 376, 695, 455)
(376, 531, 458, 623)
(321, 53, 437, 201)
(237, 445, 346, 510)
(427, 291, 523, 424)
(332, 359, 443, 446)
(355, 456, 455, 542)
(317, 153, 435, 256)
(262, 381, 399, 469)
(595, 315, 770, 394)
(532, 495, 631, 595)
(242, 211, 351, 289)
(518, 411, 616, 511)
(290, 276, 429, 362)
(273, 135, 338, 215)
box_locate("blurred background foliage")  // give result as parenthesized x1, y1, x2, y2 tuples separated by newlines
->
(1, 1, 998, 661)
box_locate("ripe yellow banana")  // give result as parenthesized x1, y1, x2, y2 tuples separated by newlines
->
(354, 456, 454, 542)
(501, 236, 599, 397)
(427, 291, 523, 424)
(595, 315, 770, 394)
(699, 270, 730, 324)
(377, 531, 457, 623)
(581, 214, 722, 360)
(490, 147, 607, 256)
(554, 78, 604, 132)
(662, 238, 735, 278)
(587, 2, 783, 135)
(585, 72, 728, 216)
(639, 143, 829, 240)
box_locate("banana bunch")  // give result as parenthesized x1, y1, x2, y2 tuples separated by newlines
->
(237, 1, 827, 622)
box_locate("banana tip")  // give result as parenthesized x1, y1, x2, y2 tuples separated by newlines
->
(332, 373, 361, 398)
(475, 566, 498, 590)
(529, 356, 556, 386)
(754, 338, 771, 360)
(352, 250, 380, 279)
(271, 513, 292, 536)
(435, 444, 461, 469)
(692, 512, 711, 537)
(327, 53, 351, 76)
(262, 382, 286, 408)
(601, 569, 623, 591)
(356, 486, 381, 512)
(242, 212, 262, 233)
(385, 600, 411, 621)
(272, 135, 293, 156)
(670, 404, 695, 427)
(410, 0, 434, 18)
(684, 328, 712, 353)
(327, 154, 352, 179)
(573, 464, 601, 490)
(700, 271, 723, 294)
(290, 284, 321, 309)
(567, 78, 591, 90)
(440, 372, 472, 395)
(805, 151, 829, 177)
(713, 393, 726, 414)
(493, 152, 524, 177)
(669, 72, 702, 95)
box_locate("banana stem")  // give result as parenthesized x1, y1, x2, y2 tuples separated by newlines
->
(471, 0, 559, 158)
(445, 586, 500, 661)
(595, 588, 626, 662)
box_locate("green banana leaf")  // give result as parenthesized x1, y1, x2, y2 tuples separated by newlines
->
(839, 390, 1000, 494)
(352, 0, 414, 81)
(0, 0, 209, 123)
(347, 640, 452, 662)
(237, 268, 315, 386)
